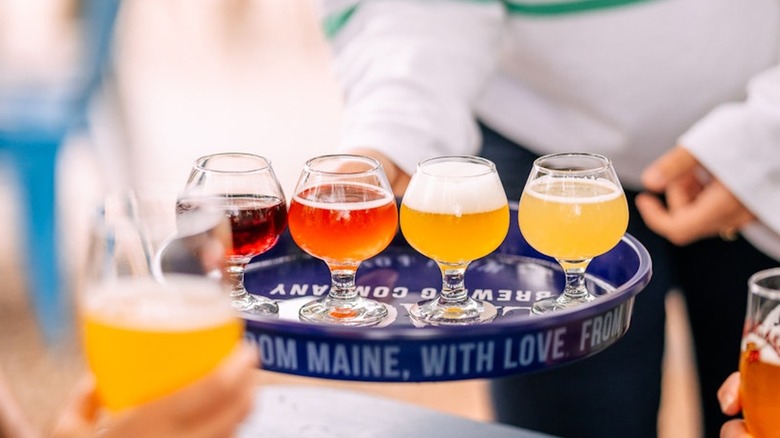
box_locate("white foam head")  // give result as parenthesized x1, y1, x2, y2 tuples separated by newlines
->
(83, 275, 235, 331)
(402, 160, 507, 213)
(525, 176, 623, 204)
(293, 182, 394, 211)
(743, 332, 780, 366)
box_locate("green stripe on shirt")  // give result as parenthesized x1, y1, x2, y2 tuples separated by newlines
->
(323, 4, 359, 39)
(505, 0, 656, 16)
(322, 0, 657, 39)
(322, 0, 500, 39)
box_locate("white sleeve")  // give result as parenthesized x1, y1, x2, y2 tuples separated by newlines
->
(318, 0, 506, 176)
(680, 64, 780, 260)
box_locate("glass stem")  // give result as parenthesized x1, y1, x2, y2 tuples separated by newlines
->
(439, 264, 469, 305)
(329, 268, 358, 301)
(226, 263, 248, 298)
(560, 259, 592, 301)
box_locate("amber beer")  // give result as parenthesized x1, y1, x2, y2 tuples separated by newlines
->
(288, 182, 398, 269)
(740, 334, 780, 438)
(740, 268, 780, 438)
(81, 275, 242, 411)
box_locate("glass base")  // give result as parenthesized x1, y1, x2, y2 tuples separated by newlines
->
(531, 293, 596, 314)
(299, 296, 388, 327)
(410, 297, 497, 326)
(232, 291, 279, 317)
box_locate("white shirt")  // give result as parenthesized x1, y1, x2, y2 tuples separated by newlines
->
(321, 0, 780, 259)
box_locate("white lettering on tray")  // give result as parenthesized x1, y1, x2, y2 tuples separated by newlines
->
(244, 333, 299, 371)
(503, 328, 567, 368)
(579, 302, 627, 352)
(306, 342, 401, 379)
(419, 341, 496, 377)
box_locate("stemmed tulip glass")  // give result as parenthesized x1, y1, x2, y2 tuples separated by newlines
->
(518, 152, 628, 314)
(288, 154, 398, 326)
(183, 152, 288, 316)
(400, 155, 509, 326)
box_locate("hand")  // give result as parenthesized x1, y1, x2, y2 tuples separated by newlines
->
(717, 372, 752, 438)
(636, 146, 756, 245)
(52, 343, 259, 438)
(346, 147, 411, 197)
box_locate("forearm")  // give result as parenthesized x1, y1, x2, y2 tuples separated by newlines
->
(320, 0, 505, 175)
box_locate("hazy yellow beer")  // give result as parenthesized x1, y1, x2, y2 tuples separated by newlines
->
(518, 177, 628, 261)
(401, 160, 509, 265)
(81, 276, 242, 411)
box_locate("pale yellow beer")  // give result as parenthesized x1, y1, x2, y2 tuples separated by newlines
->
(518, 177, 628, 261)
(400, 159, 509, 265)
(81, 275, 242, 411)
(740, 335, 780, 438)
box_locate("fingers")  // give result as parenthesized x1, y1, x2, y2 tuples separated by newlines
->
(50, 376, 102, 438)
(346, 147, 411, 196)
(101, 343, 259, 438)
(166, 343, 258, 421)
(720, 419, 752, 438)
(663, 172, 702, 211)
(636, 179, 756, 245)
(641, 146, 699, 193)
(717, 373, 752, 438)
(718, 372, 743, 416)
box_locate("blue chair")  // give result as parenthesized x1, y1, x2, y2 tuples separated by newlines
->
(0, 0, 121, 343)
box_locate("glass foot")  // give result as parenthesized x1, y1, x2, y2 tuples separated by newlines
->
(232, 292, 279, 317)
(299, 296, 388, 326)
(410, 297, 497, 326)
(531, 293, 596, 314)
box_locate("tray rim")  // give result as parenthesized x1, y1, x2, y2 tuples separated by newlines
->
(243, 232, 652, 340)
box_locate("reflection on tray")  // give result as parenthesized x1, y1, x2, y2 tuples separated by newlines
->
(240, 217, 651, 381)
(245, 230, 623, 329)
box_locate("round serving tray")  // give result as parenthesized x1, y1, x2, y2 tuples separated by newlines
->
(243, 205, 651, 382)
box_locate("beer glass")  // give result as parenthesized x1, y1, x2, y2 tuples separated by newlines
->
(80, 190, 243, 412)
(400, 155, 509, 325)
(740, 267, 780, 438)
(518, 152, 628, 314)
(288, 154, 397, 326)
(184, 152, 288, 316)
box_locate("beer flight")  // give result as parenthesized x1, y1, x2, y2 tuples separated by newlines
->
(78, 150, 628, 412)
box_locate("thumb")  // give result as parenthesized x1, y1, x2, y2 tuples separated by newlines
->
(718, 372, 743, 416)
(642, 146, 699, 192)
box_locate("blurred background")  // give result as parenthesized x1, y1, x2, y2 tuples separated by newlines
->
(0, 1, 700, 436)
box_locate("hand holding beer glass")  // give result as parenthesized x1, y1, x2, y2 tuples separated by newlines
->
(184, 152, 288, 316)
(400, 155, 509, 325)
(739, 267, 780, 438)
(80, 191, 244, 412)
(288, 154, 398, 326)
(518, 153, 628, 314)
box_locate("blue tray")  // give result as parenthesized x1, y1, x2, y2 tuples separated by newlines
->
(243, 205, 651, 382)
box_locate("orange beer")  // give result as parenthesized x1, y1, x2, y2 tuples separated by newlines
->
(81, 275, 242, 411)
(288, 182, 398, 268)
(740, 336, 780, 438)
(518, 177, 628, 261)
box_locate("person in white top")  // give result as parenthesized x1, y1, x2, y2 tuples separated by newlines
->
(317, 0, 780, 436)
